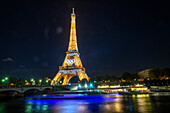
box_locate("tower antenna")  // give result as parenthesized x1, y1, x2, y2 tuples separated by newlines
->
(72, 8, 74, 13)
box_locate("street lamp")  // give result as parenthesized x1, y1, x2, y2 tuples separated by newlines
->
(39, 79, 42, 86)
(31, 79, 34, 85)
(33, 80, 35, 85)
(46, 80, 49, 85)
(5, 77, 8, 80)
(90, 83, 93, 88)
(2, 79, 5, 82)
(78, 84, 81, 88)
(85, 84, 88, 88)
(1, 79, 5, 87)
(46, 80, 48, 83)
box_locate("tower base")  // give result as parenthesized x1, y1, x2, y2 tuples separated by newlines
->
(51, 69, 89, 85)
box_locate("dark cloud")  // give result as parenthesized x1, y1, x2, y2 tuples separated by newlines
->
(19, 65, 26, 68)
(56, 26, 63, 34)
(2, 57, 13, 62)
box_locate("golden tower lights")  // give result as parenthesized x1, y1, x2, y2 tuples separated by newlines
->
(51, 8, 89, 85)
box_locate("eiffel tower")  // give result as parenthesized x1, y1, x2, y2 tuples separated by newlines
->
(51, 8, 89, 85)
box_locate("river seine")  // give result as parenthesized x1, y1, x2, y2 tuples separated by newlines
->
(0, 94, 170, 113)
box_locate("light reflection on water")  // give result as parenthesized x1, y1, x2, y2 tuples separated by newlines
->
(25, 98, 117, 113)
(1, 94, 170, 113)
(132, 94, 154, 113)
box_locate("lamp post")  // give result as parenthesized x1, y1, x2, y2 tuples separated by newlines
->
(85, 83, 88, 88)
(31, 79, 34, 85)
(2, 79, 5, 87)
(46, 80, 48, 86)
(78, 84, 81, 90)
(90, 83, 93, 88)
(39, 79, 42, 86)
(2, 77, 8, 87)
(5, 77, 8, 80)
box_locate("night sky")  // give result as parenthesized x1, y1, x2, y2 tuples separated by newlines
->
(0, 0, 170, 79)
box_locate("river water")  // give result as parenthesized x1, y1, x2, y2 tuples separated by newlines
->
(0, 94, 170, 113)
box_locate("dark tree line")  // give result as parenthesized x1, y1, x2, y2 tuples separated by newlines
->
(92, 73, 140, 82)
(92, 74, 118, 82)
(0, 76, 51, 86)
(149, 68, 170, 79)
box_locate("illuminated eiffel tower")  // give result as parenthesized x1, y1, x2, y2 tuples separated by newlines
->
(51, 8, 89, 85)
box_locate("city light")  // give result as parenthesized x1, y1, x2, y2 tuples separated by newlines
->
(39, 79, 42, 82)
(31, 79, 34, 82)
(135, 85, 144, 87)
(70, 86, 78, 90)
(98, 85, 109, 88)
(5, 77, 8, 80)
(110, 85, 120, 88)
(2, 79, 5, 82)
(85, 84, 88, 88)
(78, 84, 81, 88)
(69, 83, 71, 85)
(46, 80, 48, 83)
(90, 83, 93, 87)
(25, 80, 27, 82)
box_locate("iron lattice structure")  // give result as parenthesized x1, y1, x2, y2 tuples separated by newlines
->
(51, 8, 89, 85)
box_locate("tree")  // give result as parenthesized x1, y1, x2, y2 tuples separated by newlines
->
(131, 73, 140, 80)
(110, 75, 118, 81)
(121, 72, 132, 80)
(17, 77, 25, 85)
(149, 68, 164, 79)
(9, 77, 17, 85)
(93, 75, 102, 81)
(162, 68, 170, 77)
(102, 74, 111, 81)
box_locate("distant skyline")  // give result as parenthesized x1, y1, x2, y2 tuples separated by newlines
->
(0, 0, 170, 78)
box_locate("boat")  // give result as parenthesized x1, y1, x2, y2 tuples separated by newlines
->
(118, 91, 151, 95)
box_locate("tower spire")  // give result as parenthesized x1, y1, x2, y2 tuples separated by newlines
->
(68, 8, 78, 52)
(72, 8, 74, 14)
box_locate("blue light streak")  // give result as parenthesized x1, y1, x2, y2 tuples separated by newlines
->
(25, 94, 120, 99)
(25, 97, 118, 105)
